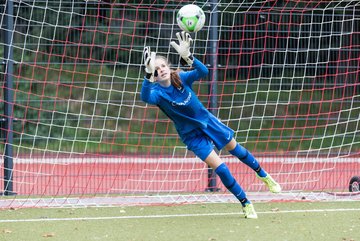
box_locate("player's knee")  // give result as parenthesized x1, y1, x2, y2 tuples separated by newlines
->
(215, 163, 235, 188)
(229, 144, 248, 160)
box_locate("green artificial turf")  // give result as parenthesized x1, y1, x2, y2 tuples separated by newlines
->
(1, 201, 359, 241)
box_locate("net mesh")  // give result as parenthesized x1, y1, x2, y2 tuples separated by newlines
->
(0, 0, 359, 208)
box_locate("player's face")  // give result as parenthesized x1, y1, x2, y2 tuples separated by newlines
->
(154, 58, 171, 82)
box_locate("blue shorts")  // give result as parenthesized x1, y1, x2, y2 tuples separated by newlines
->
(180, 117, 234, 161)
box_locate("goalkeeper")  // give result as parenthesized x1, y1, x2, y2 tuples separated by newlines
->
(140, 31, 281, 219)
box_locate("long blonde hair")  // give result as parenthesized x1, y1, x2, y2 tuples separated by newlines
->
(156, 56, 182, 89)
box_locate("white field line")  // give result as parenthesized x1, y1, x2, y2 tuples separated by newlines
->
(1, 208, 360, 223)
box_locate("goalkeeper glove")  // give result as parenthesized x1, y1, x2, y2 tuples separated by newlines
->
(143, 46, 158, 82)
(170, 31, 194, 66)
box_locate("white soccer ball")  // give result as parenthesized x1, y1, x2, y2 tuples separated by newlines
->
(176, 4, 205, 33)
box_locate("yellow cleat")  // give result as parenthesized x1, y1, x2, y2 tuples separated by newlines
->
(257, 174, 282, 193)
(243, 203, 258, 219)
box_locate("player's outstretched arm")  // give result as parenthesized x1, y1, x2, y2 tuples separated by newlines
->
(141, 47, 159, 105)
(143, 46, 158, 82)
(170, 32, 209, 85)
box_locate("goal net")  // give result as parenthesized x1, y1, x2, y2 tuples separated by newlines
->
(0, 0, 359, 208)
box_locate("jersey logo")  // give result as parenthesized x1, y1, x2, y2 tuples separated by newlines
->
(171, 92, 192, 106)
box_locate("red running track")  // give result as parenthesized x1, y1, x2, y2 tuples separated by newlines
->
(1, 159, 359, 196)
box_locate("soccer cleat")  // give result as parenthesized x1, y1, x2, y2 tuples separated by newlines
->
(257, 174, 282, 193)
(243, 203, 258, 219)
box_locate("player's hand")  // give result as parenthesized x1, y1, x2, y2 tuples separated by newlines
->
(143, 46, 157, 82)
(170, 31, 194, 65)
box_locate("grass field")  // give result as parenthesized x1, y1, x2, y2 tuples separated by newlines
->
(1, 201, 359, 241)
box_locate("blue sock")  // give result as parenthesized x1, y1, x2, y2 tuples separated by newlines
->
(215, 163, 250, 206)
(229, 144, 267, 178)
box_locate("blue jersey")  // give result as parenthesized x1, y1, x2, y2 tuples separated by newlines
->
(140, 58, 213, 136)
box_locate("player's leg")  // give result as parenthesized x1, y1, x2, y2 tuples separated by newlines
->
(204, 150, 250, 206)
(225, 139, 267, 177)
(225, 139, 281, 193)
(181, 130, 257, 218)
(199, 117, 281, 194)
(204, 150, 257, 219)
